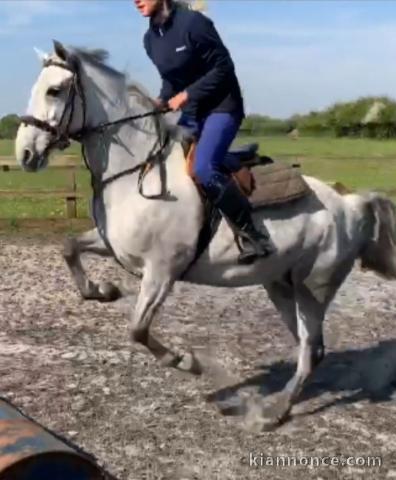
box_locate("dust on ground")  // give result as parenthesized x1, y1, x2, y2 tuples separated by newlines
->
(1, 234, 396, 480)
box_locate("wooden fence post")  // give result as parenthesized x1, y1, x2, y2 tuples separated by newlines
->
(66, 168, 77, 219)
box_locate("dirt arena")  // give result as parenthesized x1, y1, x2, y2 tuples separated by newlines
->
(1, 233, 396, 479)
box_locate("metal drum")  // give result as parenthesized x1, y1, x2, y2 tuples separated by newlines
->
(0, 398, 113, 480)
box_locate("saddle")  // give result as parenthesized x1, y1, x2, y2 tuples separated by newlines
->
(181, 139, 312, 272)
(183, 140, 310, 205)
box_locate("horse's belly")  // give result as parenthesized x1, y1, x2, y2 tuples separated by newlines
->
(182, 221, 290, 287)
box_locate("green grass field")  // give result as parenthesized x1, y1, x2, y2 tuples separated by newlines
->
(0, 168, 91, 219)
(0, 139, 80, 157)
(1, 135, 396, 221)
(238, 135, 396, 160)
(3, 136, 396, 159)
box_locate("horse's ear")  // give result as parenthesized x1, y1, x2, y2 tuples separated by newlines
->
(34, 47, 49, 64)
(53, 40, 69, 62)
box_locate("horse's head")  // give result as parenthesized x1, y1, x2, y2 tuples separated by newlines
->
(16, 40, 182, 175)
(15, 40, 83, 172)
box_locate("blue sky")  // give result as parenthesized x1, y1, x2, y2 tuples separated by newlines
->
(1, 0, 396, 118)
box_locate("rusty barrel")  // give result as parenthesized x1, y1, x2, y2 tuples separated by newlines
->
(0, 397, 111, 480)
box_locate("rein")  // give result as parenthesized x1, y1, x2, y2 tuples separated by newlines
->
(19, 57, 172, 197)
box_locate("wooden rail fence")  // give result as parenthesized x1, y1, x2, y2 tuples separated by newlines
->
(0, 157, 352, 220)
(0, 155, 78, 168)
(0, 159, 87, 219)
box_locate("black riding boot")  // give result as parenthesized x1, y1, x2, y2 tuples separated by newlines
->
(204, 174, 275, 265)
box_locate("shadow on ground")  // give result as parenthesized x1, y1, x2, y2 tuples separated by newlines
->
(207, 339, 396, 417)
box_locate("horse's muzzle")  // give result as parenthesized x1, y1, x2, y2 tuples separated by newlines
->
(21, 148, 47, 172)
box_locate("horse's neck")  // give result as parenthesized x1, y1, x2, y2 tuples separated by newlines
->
(80, 63, 160, 181)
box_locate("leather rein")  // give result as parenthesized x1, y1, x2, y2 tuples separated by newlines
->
(19, 57, 171, 197)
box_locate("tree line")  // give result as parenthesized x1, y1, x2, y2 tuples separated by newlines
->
(0, 114, 20, 139)
(241, 96, 396, 139)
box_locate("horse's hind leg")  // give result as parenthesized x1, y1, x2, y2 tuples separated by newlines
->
(63, 228, 122, 302)
(266, 279, 298, 343)
(258, 260, 357, 428)
(280, 285, 325, 408)
(130, 262, 202, 375)
(246, 283, 326, 431)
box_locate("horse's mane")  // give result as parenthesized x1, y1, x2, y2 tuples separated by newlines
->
(68, 47, 153, 105)
(65, 46, 190, 142)
(70, 47, 125, 80)
(127, 80, 157, 110)
(126, 80, 192, 144)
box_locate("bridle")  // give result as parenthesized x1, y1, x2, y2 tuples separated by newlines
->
(20, 59, 81, 154)
(19, 56, 171, 197)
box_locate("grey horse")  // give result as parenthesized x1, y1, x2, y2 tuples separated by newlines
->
(15, 41, 396, 430)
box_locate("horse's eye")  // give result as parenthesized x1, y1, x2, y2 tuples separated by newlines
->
(47, 87, 62, 97)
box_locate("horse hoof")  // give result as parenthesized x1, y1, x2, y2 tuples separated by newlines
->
(160, 352, 183, 369)
(216, 394, 247, 416)
(178, 351, 203, 375)
(98, 282, 122, 302)
(244, 395, 290, 433)
(245, 415, 279, 433)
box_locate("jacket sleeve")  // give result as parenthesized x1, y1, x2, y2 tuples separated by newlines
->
(159, 77, 175, 102)
(144, 31, 175, 102)
(185, 14, 235, 102)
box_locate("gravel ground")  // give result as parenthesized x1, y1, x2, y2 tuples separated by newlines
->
(1, 234, 396, 480)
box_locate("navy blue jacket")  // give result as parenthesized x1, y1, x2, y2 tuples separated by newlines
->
(143, 4, 245, 121)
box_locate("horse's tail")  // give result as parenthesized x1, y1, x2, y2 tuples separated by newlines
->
(359, 192, 396, 279)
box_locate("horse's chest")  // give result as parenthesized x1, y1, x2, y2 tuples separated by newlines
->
(92, 193, 109, 249)
(92, 192, 142, 263)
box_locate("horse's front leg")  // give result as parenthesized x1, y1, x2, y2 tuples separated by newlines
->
(130, 262, 202, 375)
(63, 228, 122, 302)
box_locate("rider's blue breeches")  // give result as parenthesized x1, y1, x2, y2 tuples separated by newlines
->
(178, 112, 242, 187)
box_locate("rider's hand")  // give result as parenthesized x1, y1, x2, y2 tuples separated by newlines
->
(168, 91, 189, 112)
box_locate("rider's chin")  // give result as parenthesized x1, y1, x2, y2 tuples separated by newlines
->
(140, 7, 150, 16)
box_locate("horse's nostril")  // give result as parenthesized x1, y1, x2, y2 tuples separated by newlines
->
(23, 149, 33, 165)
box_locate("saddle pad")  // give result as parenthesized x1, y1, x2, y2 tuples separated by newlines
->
(249, 162, 312, 208)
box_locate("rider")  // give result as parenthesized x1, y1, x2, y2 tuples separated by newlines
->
(134, 0, 274, 264)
